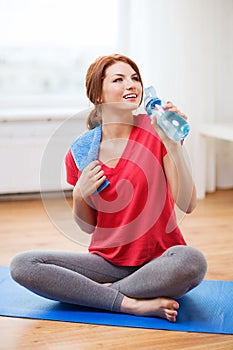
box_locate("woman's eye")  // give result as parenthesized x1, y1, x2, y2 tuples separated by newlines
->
(132, 76, 140, 81)
(113, 78, 123, 83)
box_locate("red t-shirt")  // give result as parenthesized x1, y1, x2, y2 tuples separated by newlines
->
(65, 114, 186, 266)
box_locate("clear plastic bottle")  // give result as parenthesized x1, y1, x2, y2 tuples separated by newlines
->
(144, 86, 190, 142)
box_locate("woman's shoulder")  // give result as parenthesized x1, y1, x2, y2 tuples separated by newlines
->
(134, 113, 159, 137)
(134, 113, 149, 125)
(133, 113, 167, 156)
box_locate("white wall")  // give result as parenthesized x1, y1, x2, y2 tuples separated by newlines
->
(0, 0, 232, 197)
(118, 0, 233, 198)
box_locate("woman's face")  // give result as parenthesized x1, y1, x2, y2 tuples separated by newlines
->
(101, 61, 142, 110)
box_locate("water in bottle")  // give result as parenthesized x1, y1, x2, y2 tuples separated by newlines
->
(144, 86, 190, 142)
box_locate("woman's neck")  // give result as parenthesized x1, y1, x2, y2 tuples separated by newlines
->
(102, 122, 133, 140)
(102, 110, 134, 140)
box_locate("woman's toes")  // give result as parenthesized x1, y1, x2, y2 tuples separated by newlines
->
(173, 301, 179, 310)
(166, 309, 178, 322)
(167, 314, 177, 322)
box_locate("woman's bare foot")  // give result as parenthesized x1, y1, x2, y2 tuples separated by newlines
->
(120, 296, 179, 322)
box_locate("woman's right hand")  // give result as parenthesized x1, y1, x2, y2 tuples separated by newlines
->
(73, 160, 106, 199)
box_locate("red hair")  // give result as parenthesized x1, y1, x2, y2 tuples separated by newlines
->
(85, 54, 143, 129)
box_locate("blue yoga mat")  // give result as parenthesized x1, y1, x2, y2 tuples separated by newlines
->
(0, 266, 232, 334)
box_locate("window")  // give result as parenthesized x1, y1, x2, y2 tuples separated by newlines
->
(0, 0, 119, 110)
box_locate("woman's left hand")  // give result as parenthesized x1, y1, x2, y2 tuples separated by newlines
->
(151, 101, 188, 146)
(165, 101, 188, 120)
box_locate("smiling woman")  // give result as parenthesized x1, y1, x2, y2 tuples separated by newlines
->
(0, 0, 119, 110)
(9, 53, 207, 323)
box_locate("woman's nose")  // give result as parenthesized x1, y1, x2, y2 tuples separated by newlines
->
(125, 79, 136, 90)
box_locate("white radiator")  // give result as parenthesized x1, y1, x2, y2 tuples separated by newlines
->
(0, 113, 86, 194)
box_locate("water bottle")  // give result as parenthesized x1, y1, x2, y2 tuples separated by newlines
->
(144, 86, 190, 142)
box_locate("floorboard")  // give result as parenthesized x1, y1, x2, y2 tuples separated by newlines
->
(0, 190, 232, 349)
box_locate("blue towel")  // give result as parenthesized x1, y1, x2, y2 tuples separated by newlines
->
(71, 125, 110, 193)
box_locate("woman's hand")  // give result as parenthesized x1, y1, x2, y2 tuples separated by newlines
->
(151, 101, 188, 146)
(73, 160, 106, 199)
(165, 101, 187, 120)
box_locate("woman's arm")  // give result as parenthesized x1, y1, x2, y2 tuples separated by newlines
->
(163, 143, 197, 213)
(72, 185, 97, 233)
(72, 160, 106, 233)
(151, 102, 197, 213)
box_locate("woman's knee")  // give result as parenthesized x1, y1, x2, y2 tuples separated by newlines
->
(183, 246, 207, 281)
(10, 250, 40, 285)
(165, 245, 208, 281)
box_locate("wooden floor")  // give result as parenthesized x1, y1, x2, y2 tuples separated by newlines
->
(0, 190, 233, 349)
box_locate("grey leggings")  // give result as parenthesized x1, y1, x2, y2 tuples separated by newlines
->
(10, 245, 207, 313)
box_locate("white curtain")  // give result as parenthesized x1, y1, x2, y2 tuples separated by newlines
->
(117, 0, 233, 198)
